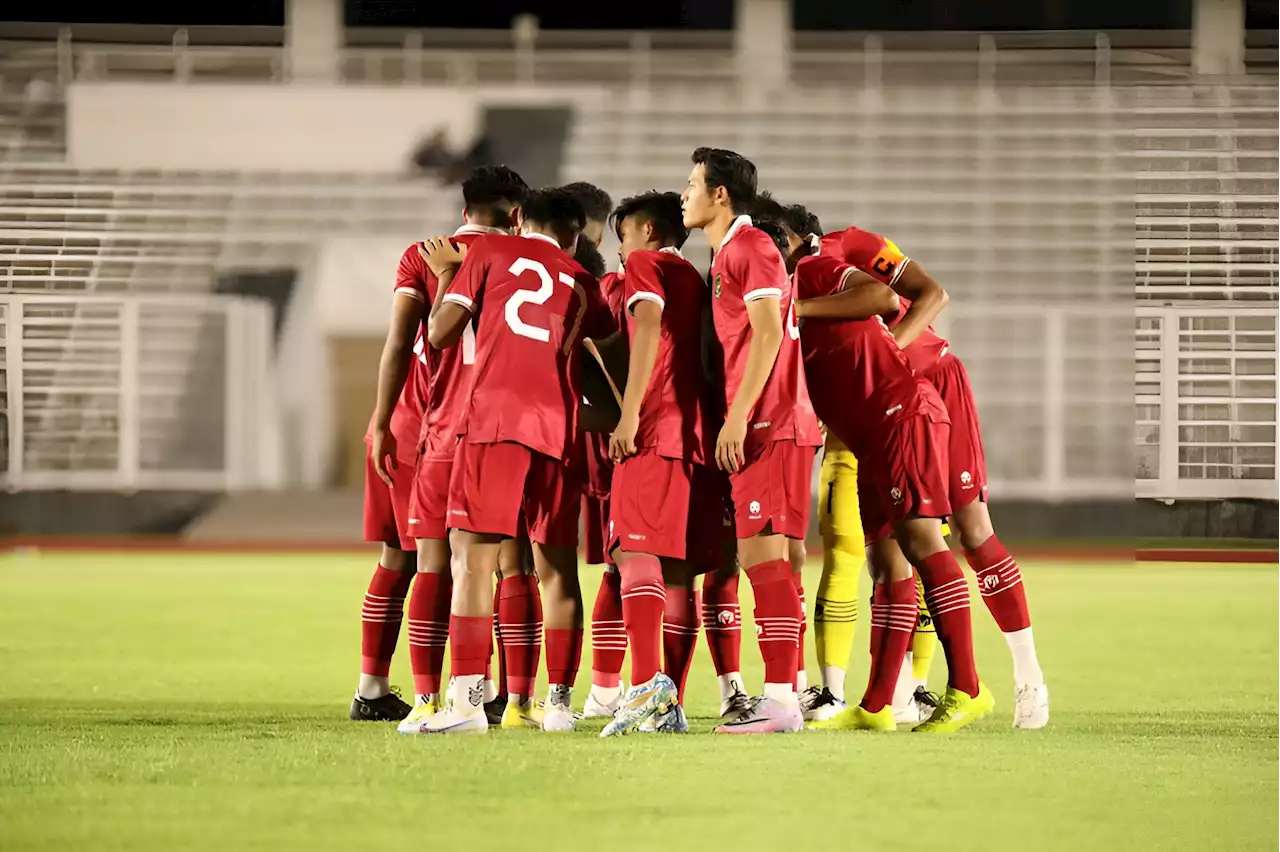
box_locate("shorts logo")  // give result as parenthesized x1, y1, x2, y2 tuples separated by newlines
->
(982, 574, 1000, 592)
(889, 487, 903, 503)
(960, 470, 973, 488)
(748, 500, 762, 518)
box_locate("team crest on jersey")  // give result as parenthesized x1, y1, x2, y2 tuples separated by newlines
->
(713, 274, 722, 298)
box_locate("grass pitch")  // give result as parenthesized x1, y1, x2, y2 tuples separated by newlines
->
(0, 552, 1275, 851)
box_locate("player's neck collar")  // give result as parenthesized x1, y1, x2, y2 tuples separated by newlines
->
(808, 233, 820, 252)
(658, 246, 683, 257)
(455, 224, 507, 236)
(719, 214, 752, 250)
(521, 232, 560, 247)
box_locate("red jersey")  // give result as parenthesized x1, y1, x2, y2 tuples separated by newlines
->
(793, 253, 947, 460)
(709, 216, 822, 453)
(419, 225, 507, 459)
(819, 227, 951, 373)
(364, 242, 433, 464)
(622, 247, 715, 465)
(443, 232, 616, 460)
(582, 271, 627, 496)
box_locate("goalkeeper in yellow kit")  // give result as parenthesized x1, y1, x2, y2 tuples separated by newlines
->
(799, 430, 941, 724)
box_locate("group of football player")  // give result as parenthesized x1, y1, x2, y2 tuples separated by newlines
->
(352, 147, 1050, 736)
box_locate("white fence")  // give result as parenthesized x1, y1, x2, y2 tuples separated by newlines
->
(1, 293, 282, 490)
(1135, 305, 1278, 500)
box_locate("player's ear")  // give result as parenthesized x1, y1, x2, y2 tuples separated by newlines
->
(510, 206, 523, 232)
(643, 219, 656, 243)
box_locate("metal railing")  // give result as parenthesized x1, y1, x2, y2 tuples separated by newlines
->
(0, 27, 1275, 91)
(1, 292, 282, 490)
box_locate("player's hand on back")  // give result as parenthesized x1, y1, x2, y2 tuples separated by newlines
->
(715, 414, 747, 473)
(608, 410, 640, 462)
(370, 425, 397, 487)
(418, 237, 468, 277)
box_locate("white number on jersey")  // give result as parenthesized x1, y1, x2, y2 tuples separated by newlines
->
(461, 322, 476, 365)
(506, 257, 575, 343)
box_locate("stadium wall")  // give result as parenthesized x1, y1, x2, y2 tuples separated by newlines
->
(66, 82, 602, 172)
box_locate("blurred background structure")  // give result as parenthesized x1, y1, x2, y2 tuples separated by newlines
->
(0, 0, 1275, 542)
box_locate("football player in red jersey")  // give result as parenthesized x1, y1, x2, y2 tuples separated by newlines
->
(560, 184, 634, 719)
(778, 204, 1048, 729)
(747, 217, 992, 732)
(367, 166, 543, 734)
(421, 188, 617, 734)
(595, 191, 716, 736)
(681, 148, 823, 734)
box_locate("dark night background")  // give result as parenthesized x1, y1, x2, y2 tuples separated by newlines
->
(3, 0, 1277, 31)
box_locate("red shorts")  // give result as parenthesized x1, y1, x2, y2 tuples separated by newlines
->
(857, 415, 952, 544)
(362, 445, 416, 551)
(727, 440, 816, 540)
(925, 356, 988, 510)
(608, 452, 696, 560)
(407, 452, 454, 541)
(583, 493, 611, 565)
(447, 441, 580, 548)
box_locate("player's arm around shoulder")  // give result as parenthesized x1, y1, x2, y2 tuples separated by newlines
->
(841, 227, 947, 347)
(795, 262, 900, 322)
(425, 236, 480, 349)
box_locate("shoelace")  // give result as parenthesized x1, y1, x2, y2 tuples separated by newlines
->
(914, 688, 940, 710)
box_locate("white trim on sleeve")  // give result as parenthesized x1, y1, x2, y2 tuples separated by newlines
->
(887, 257, 910, 287)
(442, 293, 475, 311)
(626, 291, 666, 312)
(395, 287, 426, 302)
(743, 286, 783, 302)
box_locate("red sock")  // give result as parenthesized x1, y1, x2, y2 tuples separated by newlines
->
(663, 587, 699, 700)
(544, 627, 584, 687)
(449, 614, 491, 677)
(965, 535, 1032, 633)
(497, 575, 542, 697)
(792, 571, 807, 688)
(701, 571, 741, 676)
(917, 550, 980, 696)
(406, 571, 451, 696)
(493, 586, 507, 697)
(360, 564, 413, 677)
(618, 554, 665, 686)
(862, 577, 917, 712)
(745, 559, 802, 686)
(590, 570, 625, 687)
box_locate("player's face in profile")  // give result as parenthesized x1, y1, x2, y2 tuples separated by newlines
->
(681, 164, 714, 229)
(617, 215, 648, 262)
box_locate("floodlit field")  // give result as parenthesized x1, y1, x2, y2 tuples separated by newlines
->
(1, 552, 1275, 851)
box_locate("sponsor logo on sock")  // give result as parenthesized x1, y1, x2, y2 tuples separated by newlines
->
(467, 681, 484, 707)
(982, 574, 1000, 592)
(717, 609, 738, 626)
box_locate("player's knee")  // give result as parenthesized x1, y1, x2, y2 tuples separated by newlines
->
(380, 544, 412, 573)
(951, 500, 995, 551)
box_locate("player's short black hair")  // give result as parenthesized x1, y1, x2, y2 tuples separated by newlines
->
(461, 165, 528, 213)
(749, 191, 787, 227)
(520, 187, 586, 233)
(783, 203, 822, 237)
(574, 239, 607, 279)
(691, 147, 757, 214)
(609, 191, 690, 249)
(561, 181, 613, 225)
(754, 219, 791, 258)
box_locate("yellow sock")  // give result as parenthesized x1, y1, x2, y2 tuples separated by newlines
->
(911, 577, 938, 685)
(815, 534, 863, 702)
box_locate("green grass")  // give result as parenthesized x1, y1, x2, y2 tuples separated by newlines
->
(0, 553, 1276, 851)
